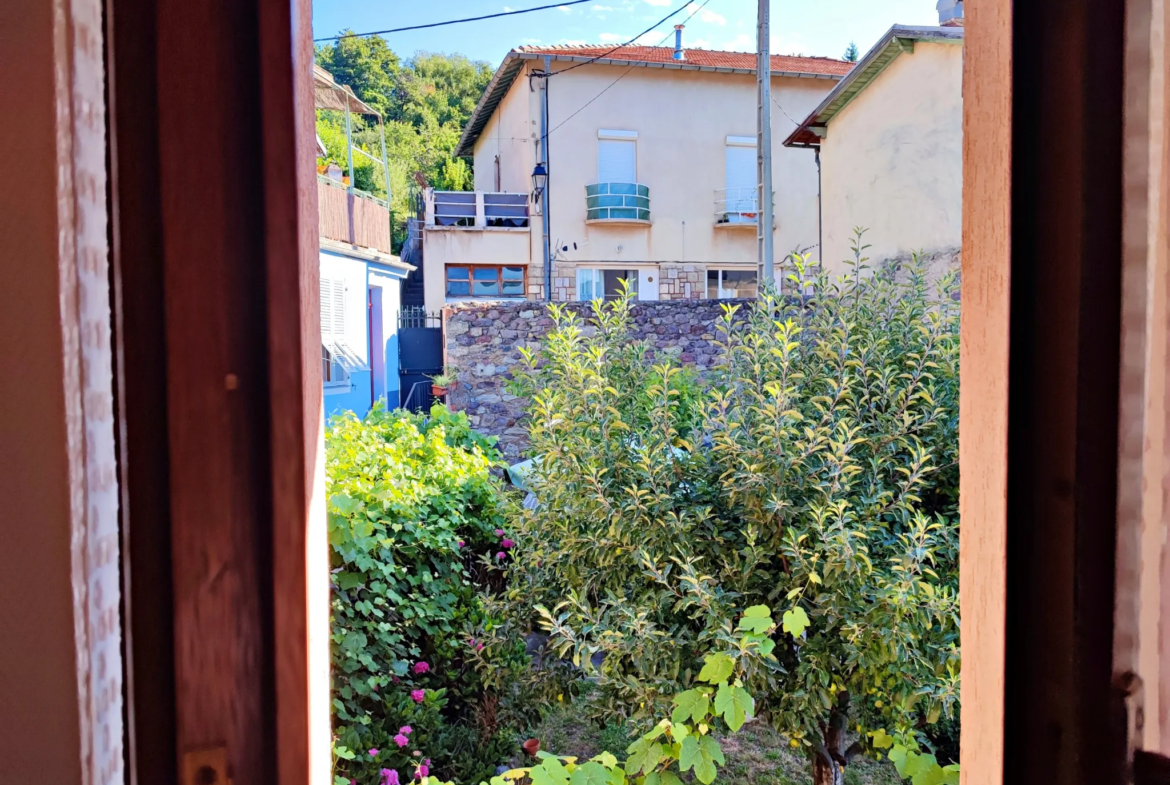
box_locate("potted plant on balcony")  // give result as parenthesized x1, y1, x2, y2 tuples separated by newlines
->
(429, 370, 456, 398)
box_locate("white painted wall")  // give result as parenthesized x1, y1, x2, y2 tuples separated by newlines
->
(538, 63, 833, 273)
(817, 42, 964, 271)
(320, 250, 370, 363)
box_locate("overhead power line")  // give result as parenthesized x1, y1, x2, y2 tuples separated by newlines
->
(544, 0, 716, 136)
(314, 0, 595, 43)
(550, 0, 695, 75)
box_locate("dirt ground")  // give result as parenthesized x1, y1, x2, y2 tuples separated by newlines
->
(514, 702, 902, 785)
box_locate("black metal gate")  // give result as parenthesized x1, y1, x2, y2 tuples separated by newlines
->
(398, 306, 443, 412)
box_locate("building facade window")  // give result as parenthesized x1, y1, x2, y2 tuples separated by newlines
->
(446, 265, 526, 298)
(707, 269, 759, 299)
(319, 276, 354, 387)
(577, 268, 641, 301)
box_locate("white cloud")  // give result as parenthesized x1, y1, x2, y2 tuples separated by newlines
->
(558, 4, 573, 12)
(689, 37, 712, 48)
(723, 32, 753, 51)
(598, 32, 627, 42)
(592, 4, 614, 9)
(686, 2, 725, 25)
(523, 37, 542, 44)
(644, 0, 671, 5)
(633, 31, 663, 45)
(560, 38, 588, 45)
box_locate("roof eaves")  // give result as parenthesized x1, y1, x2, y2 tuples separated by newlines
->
(454, 54, 527, 158)
(782, 25, 964, 149)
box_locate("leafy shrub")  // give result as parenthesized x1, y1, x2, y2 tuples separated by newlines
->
(506, 244, 960, 785)
(327, 404, 520, 785)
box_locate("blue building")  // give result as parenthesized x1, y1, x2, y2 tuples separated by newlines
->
(320, 239, 412, 419)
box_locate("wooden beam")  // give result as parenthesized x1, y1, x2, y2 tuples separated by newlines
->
(959, 0, 1012, 780)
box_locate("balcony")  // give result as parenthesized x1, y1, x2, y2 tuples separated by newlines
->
(714, 187, 759, 227)
(585, 182, 650, 224)
(317, 175, 392, 254)
(425, 190, 530, 229)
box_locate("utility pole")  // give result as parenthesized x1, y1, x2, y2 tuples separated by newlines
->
(757, 0, 775, 283)
(540, 56, 553, 301)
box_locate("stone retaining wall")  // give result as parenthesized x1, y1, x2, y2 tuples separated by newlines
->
(443, 299, 751, 459)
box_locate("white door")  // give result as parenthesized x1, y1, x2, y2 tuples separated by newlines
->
(598, 138, 637, 183)
(725, 142, 757, 221)
(639, 268, 659, 301)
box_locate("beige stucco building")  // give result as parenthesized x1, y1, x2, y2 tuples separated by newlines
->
(784, 23, 965, 273)
(417, 38, 852, 312)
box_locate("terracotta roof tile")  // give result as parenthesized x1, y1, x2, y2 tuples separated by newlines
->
(514, 44, 854, 76)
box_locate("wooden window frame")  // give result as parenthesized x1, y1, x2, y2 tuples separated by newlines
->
(83, 1, 1170, 785)
(445, 264, 527, 299)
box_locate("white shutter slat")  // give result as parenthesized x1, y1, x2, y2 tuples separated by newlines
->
(598, 139, 636, 183)
(320, 278, 334, 340)
(725, 144, 757, 216)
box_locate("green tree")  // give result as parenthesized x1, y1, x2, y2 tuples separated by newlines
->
(506, 239, 960, 785)
(314, 35, 493, 250)
(843, 41, 860, 62)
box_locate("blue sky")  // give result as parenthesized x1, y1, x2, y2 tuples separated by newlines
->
(313, 1, 943, 66)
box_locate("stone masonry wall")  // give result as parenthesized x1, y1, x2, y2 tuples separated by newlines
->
(443, 298, 751, 460)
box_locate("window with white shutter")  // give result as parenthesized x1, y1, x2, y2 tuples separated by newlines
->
(721, 137, 758, 223)
(319, 276, 352, 386)
(597, 135, 637, 183)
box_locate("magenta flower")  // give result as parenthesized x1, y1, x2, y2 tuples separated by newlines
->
(476, 643, 484, 652)
(369, 749, 379, 757)
(399, 725, 413, 735)
(413, 661, 430, 674)
(394, 734, 409, 748)
(494, 529, 505, 536)
(415, 764, 429, 780)
(411, 689, 425, 703)
(496, 551, 506, 560)
(381, 769, 400, 785)
(500, 539, 515, 549)
(457, 540, 465, 548)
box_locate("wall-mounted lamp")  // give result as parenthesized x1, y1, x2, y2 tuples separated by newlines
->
(531, 162, 548, 202)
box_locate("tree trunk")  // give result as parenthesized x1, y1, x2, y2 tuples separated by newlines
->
(812, 695, 852, 785)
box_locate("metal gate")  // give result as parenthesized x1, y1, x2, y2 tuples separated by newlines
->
(399, 306, 443, 412)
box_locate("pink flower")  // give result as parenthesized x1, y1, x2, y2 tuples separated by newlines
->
(496, 552, 506, 560)
(399, 725, 413, 735)
(369, 749, 379, 757)
(411, 689, 425, 703)
(457, 540, 465, 548)
(494, 529, 505, 536)
(476, 643, 484, 652)
(394, 734, 409, 748)
(500, 539, 515, 549)
(415, 764, 430, 780)
(413, 661, 430, 674)
(381, 769, 400, 785)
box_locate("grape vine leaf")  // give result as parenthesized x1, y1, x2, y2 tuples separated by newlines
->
(671, 688, 710, 724)
(782, 606, 810, 638)
(697, 652, 735, 684)
(713, 683, 754, 731)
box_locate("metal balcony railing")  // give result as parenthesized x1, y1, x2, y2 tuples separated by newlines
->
(714, 187, 760, 225)
(427, 190, 530, 228)
(585, 182, 650, 222)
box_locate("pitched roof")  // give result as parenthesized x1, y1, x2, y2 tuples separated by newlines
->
(514, 44, 854, 76)
(783, 25, 964, 148)
(454, 45, 852, 157)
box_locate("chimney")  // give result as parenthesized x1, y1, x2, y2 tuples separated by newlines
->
(936, 0, 964, 26)
(673, 25, 685, 60)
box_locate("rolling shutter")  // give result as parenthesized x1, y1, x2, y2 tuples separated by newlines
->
(725, 143, 756, 193)
(598, 139, 636, 183)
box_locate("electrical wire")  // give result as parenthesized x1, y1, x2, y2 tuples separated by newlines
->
(543, 0, 716, 137)
(549, 0, 695, 76)
(314, 0, 595, 43)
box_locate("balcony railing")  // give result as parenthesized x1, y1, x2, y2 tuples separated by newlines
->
(714, 187, 760, 225)
(426, 190, 529, 228)
(317, 175, 392, 254)
(586, 182, 650, 222)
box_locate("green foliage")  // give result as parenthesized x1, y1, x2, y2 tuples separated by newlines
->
(504, 233, 961, 783)
(843, 41, 860, 62)
(493, 609, 775, 785)
(327, 404, 517, 784)
(314, 36, 493, 250)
